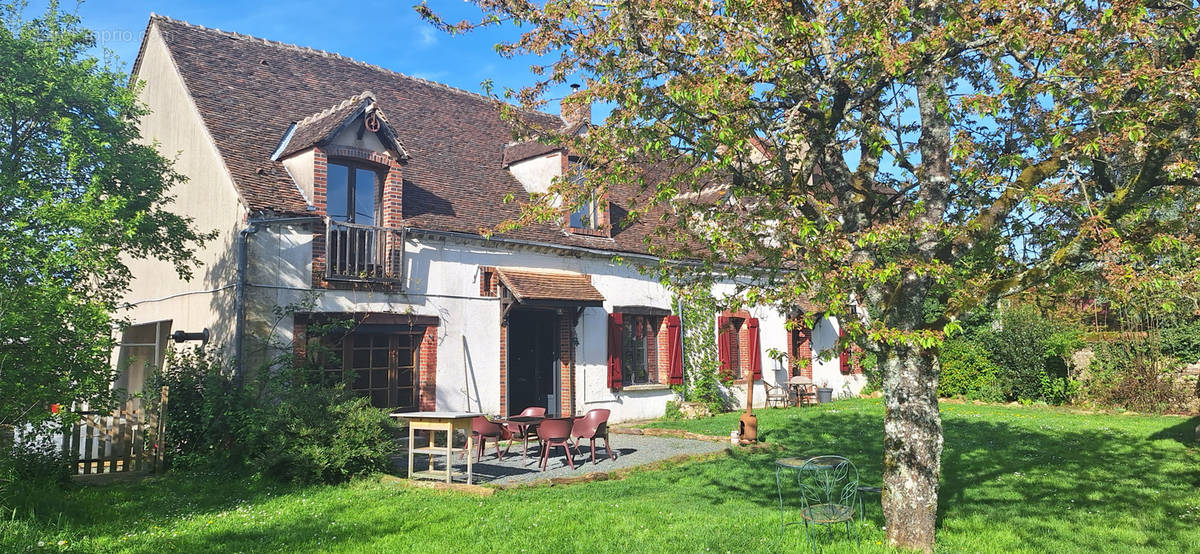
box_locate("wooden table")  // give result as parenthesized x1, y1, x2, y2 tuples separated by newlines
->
(788, 376, 816, 407)
(391, 411, 483, 484)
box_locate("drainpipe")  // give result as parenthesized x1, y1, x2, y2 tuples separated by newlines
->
(233, 224, 256, 385)
(677, 296, 687, 392)
(233, 215, 324, 385)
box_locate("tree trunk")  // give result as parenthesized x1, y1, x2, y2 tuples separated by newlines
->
(880, 346, 943, 552)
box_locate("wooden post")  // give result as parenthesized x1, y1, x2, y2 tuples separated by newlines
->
(128, 400, 141, 473)
(68, 417, 81, 475)
(155, 386, 169, 472)
(82, 417, 94, 474)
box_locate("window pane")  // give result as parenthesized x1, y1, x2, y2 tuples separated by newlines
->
(371, 390, 389, 408)
(355, 168, 377, 225)
(327, 163, 350, 221)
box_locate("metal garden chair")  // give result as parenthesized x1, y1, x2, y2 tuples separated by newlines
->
(776, 455, 861, 553)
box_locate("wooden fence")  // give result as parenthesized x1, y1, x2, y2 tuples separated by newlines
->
(61, 386, 169, 475)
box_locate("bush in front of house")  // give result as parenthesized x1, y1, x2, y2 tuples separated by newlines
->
(245, 381, 397, 484)
(155, 347, 396, 484)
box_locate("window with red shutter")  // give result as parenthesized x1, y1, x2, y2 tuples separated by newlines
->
(838, 324, 851, 374)
(607, 313, 623, 389)
(666, 315, 683, 385)
(717, 316, 733, 378)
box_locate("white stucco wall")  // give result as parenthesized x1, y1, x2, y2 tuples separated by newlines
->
(120, 21, 247, 359)
(281, 149, 315, 207)
(508, 152, 564, 196)
(241, 223, 862, 423)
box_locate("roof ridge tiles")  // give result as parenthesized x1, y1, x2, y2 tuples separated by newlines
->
(295, 91, 375, 127)
(147, 13, 548, 118)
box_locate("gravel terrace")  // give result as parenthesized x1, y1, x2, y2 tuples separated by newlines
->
(396, 433, 729, 486)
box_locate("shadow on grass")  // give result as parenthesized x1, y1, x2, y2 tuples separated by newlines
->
(662, 404, 1200, 551)
(1148, 415, 1200, 445)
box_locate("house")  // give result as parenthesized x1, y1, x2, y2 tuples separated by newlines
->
(118, 15, 864, 423)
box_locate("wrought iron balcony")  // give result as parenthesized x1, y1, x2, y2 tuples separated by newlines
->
(325, 219, 406, 285)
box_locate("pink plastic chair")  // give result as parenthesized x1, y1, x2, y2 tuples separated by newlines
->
(471, 416, 512, 462)
(570, 409, 615, 464)
(536, 417, 576, 471)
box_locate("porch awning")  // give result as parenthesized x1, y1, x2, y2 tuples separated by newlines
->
(494, 267, 605, 308)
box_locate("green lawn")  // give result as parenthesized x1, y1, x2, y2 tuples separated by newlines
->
(3, 399, 1199, 553)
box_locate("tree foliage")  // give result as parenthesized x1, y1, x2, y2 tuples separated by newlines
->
(422, 1, 1200, 549)
(0, 3, 209, 428)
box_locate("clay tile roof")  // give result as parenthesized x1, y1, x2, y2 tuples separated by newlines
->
(276, 91, 408, 161)
(494, 267, 605, 305)
(137, 15, 685, 255)
(501, 140, 562, 168)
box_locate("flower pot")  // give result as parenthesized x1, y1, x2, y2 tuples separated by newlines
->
(816, 387, 834, 403)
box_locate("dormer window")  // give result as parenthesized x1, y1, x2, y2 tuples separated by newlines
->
(567, 156, 605, 233)
(327, 161, 382, 225)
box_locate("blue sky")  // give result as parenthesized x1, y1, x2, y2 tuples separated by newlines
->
(29, 0, 578, 116)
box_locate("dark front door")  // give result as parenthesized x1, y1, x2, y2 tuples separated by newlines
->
(507, 309, 560, 416)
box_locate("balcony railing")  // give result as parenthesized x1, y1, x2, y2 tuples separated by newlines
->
(325, 219, 406, 285)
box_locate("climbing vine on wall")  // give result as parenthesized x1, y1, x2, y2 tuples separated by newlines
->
(674, 286, 728, 413)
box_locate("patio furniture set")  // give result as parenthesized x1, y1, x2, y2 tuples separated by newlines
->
(392, 408, 616, 484)
(766, 376, 825, 407)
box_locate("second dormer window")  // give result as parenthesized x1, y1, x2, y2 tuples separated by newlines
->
(567, 157, 602, 231)
(327, 161, 381, 225)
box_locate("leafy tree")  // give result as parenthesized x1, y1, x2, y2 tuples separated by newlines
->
(423, 1, 1200, 549)
(0, 3, 208, 433)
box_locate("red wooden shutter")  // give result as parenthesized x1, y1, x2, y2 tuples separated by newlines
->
(747, 317, 762, 380)
(838, 324, 851, 374)
(666, 315, 683, 385)
(607, 312, 623, 389)
(717, 316, 732, 378)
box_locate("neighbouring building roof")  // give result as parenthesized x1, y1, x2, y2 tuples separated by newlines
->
(136, 15, 674, 257)
(494, 267, 605, 305)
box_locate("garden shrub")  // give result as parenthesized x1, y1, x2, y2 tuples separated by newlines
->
(938, 338, 1003, 402)
(0, 435, 73, 510)
(154, 347, 246, 469)
(1161, 321, 1200, 364)
(155, 346, 397, 484)
(983, 306, 1072, 403)
(1084, 335, 1189, 413)
(662, 400, 684, 420)
(247, 383, 397, 484)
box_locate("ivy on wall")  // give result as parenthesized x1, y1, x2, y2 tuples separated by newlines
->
(673, 286, 729, 413)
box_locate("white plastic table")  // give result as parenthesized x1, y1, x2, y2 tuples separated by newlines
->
(391, 411, 483, 484)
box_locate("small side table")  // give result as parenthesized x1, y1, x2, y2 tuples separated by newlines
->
(391, 411, 482, 484)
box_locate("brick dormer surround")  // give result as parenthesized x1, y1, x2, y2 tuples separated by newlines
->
(311, 145, 405, 288)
